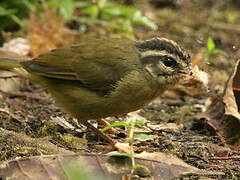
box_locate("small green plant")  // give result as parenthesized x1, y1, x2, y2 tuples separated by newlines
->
(42, 0, 89, 20)
(0, 0, 88, 31)
(44, 0, 157, 37)
(0, 0, 157, 37)
(202, 37, 227, 64)
(74, 0, 157, 36)
(102, 112, 152, 175)
(207, 37, 223, 55)
(0, 0, 35, 29)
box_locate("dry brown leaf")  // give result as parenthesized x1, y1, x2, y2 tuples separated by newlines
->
(27, 9, 74, 56)
(174, 65, 209, 97)
(0, 152, 222, 180)
(207, 143, 231, 157)
(203, 59, 240, 149)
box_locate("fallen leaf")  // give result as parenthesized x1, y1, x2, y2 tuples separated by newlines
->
(203, 59, 240, 149)
(174, 65, 209, 97)
(207, 143, 231, 157)
(0, 153, 222, 180)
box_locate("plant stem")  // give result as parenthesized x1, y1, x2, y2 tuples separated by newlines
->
(9, 15, 26, 29)
(129, 118, 135, 175)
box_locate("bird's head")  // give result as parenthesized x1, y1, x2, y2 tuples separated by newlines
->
(135, 37, 192, 87)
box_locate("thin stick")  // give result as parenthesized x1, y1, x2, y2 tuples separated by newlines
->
(81, 120, 116, 147)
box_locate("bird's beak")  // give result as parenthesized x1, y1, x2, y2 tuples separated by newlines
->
(179, 65, 193, 76)
(189, 65, 193, 76)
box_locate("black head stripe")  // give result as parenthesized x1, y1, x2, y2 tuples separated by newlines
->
(136, 38, 190, 64)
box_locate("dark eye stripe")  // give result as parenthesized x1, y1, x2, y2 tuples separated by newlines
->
(140, 55, 179, 68)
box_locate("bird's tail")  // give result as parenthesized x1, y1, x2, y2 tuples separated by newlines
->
(0, 58, 29, 77)
(0, 58, 22, 70)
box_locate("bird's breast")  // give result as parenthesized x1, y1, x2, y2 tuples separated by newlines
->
(41, 71, 160, 121)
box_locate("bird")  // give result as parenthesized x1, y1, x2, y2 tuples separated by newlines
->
(0, 37, 192, 147)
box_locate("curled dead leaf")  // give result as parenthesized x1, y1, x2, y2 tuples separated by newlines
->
(203, 59, 240, 149)
(174, 65, 209, 97)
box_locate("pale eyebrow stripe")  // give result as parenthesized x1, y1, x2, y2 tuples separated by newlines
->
(140, 50, 175, 58)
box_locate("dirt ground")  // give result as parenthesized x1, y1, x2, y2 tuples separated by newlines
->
(0, 0, 240, 179)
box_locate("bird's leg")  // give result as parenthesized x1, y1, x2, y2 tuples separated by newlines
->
(97, 118, 119, 135)
(80, 120, 116, 147)
(81, 120, 130, 153)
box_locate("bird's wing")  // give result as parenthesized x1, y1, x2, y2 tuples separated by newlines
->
(21, 46, 79, 80)
(21, 38, 140, 92)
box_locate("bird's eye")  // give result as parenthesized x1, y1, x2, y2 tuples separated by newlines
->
(162, 57, 177, 67)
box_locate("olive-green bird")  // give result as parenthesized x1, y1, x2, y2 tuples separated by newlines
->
(0, 37, 192, 146)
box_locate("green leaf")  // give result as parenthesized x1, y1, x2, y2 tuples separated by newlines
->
(207, 37, 227, 56)
(73, 1, 90, 8)
(9, 14, 28, 28)
(132, 11, 157, 30)
(82, 5, 99, 18)
(101, 5, 123, 17)
(107, 19, 134, 36)
(41, 1, 58, 8)
(134, 133, 152, 141)
(103, 4, 136, 17)
(214, 48, 228, 56)
(97, 0, 107, 8)
(133, 119, 147, 126)
(22, 0, 34, 11)
(0, 7, 17, 16)
(133, 164, 151, 173)
(101, 121, 131, 132)
(57, 0, 74, 20)
(116, 5, 136, 16)
(75, 16, 108, 26)
(207, 37, 215, 53)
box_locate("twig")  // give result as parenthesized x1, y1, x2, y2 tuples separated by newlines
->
(187, 155, 209, 163)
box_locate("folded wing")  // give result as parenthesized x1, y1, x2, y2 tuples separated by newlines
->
(21, 38, 140, 93)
